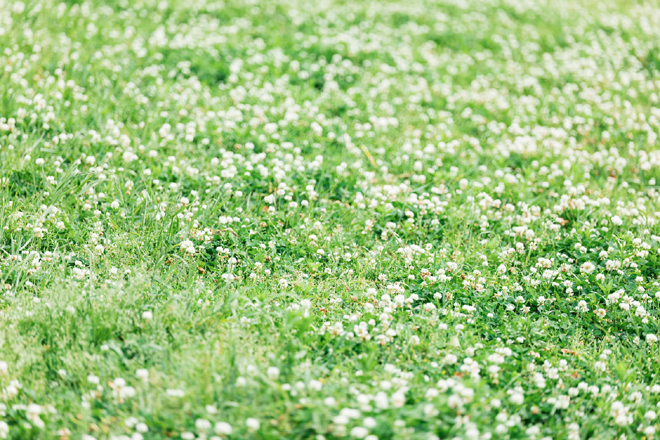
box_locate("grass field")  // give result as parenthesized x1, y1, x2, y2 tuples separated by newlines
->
(2, 0, 660, 438)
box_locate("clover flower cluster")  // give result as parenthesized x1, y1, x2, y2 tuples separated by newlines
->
(1, 0, 660, 438)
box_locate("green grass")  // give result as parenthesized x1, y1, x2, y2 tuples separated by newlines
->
(1, 0, 660, 438)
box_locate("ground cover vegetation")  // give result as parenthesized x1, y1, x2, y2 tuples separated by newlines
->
(1, 0, 660, 438)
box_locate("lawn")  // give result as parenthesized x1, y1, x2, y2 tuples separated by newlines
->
(1, 0, 660, 438)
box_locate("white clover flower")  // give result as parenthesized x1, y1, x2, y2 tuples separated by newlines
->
(350, 427, 369, 438)
(136, 423, 148, 433)
(267, 367, 280, 380)
(215, 422, 233, 435)
(509, 392, 524, 405)
(136, 369, 149, 381)
(246, 418, 260, 431)
(580, 262, 595, 274)
(195, 419, 211, 432)
(180, 240, 195, 255)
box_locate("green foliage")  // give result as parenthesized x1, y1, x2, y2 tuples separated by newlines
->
(0, 0, 659, 439)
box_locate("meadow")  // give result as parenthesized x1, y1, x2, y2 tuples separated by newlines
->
(1, 0, 660, 438)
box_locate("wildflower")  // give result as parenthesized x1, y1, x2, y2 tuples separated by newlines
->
(580, 262, 595, 274)
(136, 369, 149, 382)
(195, 419, 211, 432)
(509, 392, 524, 405)
(246, 418, 260, 431)
(610, 401, 632, 426)
(267, 367, 280, 380)
(180, 240, 195, 255)
(215, 422, 233, 435)
(350, 427, 369, 438)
